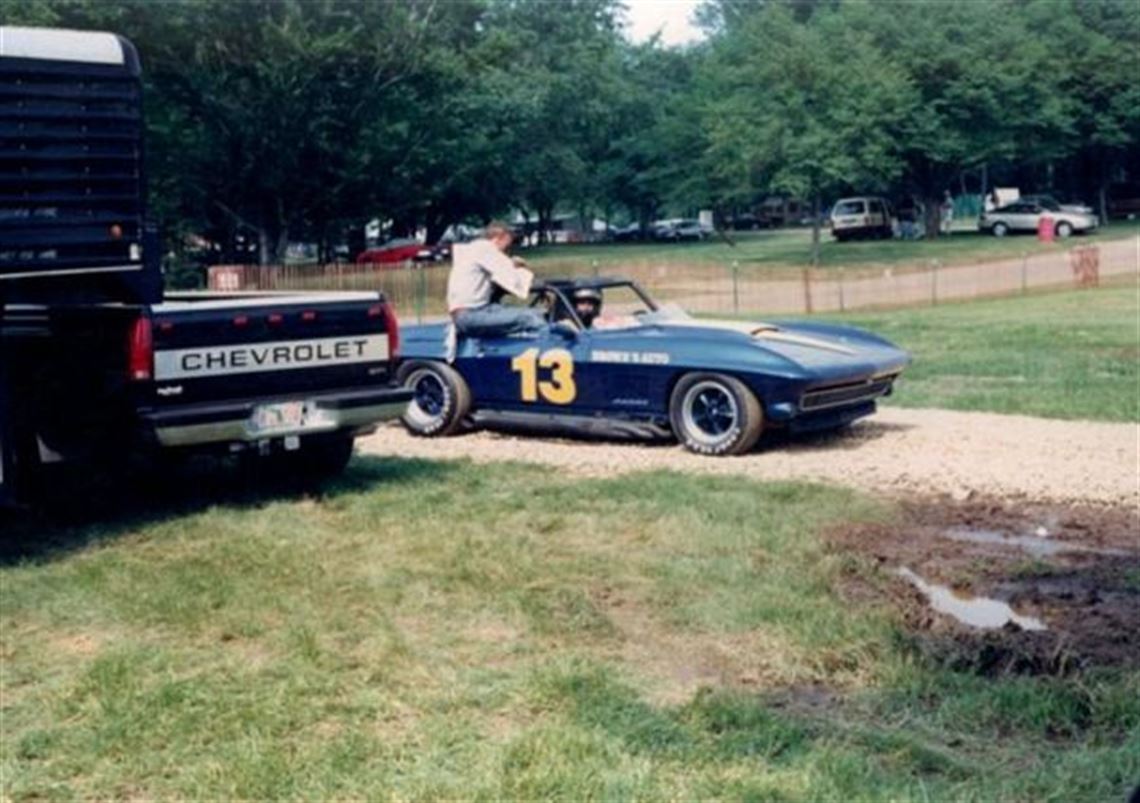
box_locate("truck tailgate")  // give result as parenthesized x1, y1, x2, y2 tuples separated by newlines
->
(148, 291, 397, 409)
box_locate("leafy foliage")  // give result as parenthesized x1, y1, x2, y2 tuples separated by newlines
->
(2, 0, 1136, 260)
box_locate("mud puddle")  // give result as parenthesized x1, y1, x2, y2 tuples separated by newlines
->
(939, 526, 1131, 558)
(894, 567, 1048, 631)
(829, 498, 1139, 675)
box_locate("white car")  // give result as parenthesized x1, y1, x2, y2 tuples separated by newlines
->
(652, 218, 709, 241)
(830, 197, 893, 241)
(979, 199, 1097, 238)
(1018, 194, 1094, 216)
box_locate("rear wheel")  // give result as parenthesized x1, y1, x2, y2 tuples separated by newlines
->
(669, 372, 764, 456)
(992, 221, 1009, 237)
(398, 361, 471, 437)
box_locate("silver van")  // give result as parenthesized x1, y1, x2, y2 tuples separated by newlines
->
(830, 197, 893, 241)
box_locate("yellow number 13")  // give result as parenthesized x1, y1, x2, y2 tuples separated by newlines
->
(511, 348, 577, 404)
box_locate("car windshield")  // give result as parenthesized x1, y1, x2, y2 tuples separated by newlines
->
(834, 200, 865, 215)
(535, 282, 664, 330)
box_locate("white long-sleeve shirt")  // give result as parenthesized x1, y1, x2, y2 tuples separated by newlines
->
(446, 239, 534, 312)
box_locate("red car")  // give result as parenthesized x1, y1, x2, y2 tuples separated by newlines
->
(356, 238, 424, 266)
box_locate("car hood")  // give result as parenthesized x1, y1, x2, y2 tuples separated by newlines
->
(654, 316, 910, 374)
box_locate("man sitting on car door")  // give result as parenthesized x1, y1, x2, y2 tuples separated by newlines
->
(447, 221, 544, 338)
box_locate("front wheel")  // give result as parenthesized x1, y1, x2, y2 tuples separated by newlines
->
(669, 373, 764, 456)
(398, 361, 471, 437)
(1055, 220, 1073, 238)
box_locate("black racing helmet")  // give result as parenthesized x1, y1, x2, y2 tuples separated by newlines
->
(571, 287, 603, 327)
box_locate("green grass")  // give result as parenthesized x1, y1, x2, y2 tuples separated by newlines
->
(523, 221, 1140, 273)
(3, 460, 1137, 800)
(820, 281, 1139, 422)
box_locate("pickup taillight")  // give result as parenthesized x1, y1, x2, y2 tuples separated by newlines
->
(380, 304, 400, 360)
(126, 316, 154, 382)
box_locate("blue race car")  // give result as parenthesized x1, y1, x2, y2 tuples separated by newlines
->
(396, 277, 910, 456)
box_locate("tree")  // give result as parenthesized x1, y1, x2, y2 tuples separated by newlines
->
(1024, 0, 1140, 221)
(471, 0, 629, 241)
(842, 1, 1079, 237)
(700, 7, 915, 260)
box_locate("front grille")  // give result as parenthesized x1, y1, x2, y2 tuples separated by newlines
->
(0, 55, 144, 279)
(800, 375, 896, 411)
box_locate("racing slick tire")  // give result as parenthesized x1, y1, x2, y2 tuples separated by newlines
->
(669, 372, 764, 456)
(398, 361, 471, 437)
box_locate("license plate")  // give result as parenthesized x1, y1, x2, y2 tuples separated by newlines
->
(250, 401, 307, 434)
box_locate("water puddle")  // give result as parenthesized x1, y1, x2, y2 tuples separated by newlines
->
(940, 526, 1130, 558)
(895, 567, 1047, 632)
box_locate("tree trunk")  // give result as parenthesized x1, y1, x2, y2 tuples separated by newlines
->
(810, 193, 821, 267)
(538, 205, 553, 245)
(1098, 182, 1108, 226)
(923, 194, 943, 240)
(424, 210, 448, 245)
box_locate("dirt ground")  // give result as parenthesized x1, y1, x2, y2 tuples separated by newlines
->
(828, 498, 1139, 675)
(358, 406, 1140, 507)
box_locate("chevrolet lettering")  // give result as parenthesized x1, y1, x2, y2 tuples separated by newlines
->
(155, 335, 389, 380)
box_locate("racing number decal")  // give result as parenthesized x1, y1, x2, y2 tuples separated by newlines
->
(539, 349, 577, 404)
(511, 348, 577, 404)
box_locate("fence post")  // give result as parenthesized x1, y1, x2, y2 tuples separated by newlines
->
(731, 260, 740, 315)
(1021, 253, 1028, 295)
(930, 259, 939, 306)
(838, 266, 846, 313)
(802, 266, 813, 314)
(591, 258, 599, 278)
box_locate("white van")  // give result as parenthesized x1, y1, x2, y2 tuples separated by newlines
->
(830, 197, 893, 241)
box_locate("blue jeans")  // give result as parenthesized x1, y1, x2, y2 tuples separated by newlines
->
(453, 304, 546, 337)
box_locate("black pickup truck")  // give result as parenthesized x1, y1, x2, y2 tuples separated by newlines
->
(0, 26, 411, 506)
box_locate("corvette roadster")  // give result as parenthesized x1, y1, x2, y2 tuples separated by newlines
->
(396, 278, 910, 455)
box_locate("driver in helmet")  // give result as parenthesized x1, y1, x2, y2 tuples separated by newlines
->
(570, 287, 603, 329)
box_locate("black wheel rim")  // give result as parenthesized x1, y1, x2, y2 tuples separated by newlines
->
(682, 381, 739, 445)
(413, 373, 446, 417)
(692, 388, 735, 435)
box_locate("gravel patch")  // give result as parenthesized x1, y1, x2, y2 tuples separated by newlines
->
(359, 407, 1139, 507)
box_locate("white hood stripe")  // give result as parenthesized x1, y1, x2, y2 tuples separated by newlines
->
(668, 318, 858, 355)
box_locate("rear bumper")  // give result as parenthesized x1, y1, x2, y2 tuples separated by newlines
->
(142, 385, 412, 448)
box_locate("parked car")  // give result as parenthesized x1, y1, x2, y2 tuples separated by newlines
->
(979, 199, 1097, 238)
(830, 197, 893, 241)
(395, 277, 909, 456)
(757, 197, 809, 228)
(412, 242, 451, 263)
(1018, 194, 1094, 216)
(612, 222, 647, 242)
(729, 213, 762, 230)
(356, 238, 424, 266)
(653, 219, 710, 242)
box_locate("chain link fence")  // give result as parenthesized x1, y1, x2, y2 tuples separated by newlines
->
(208, 235, 1139, 323)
